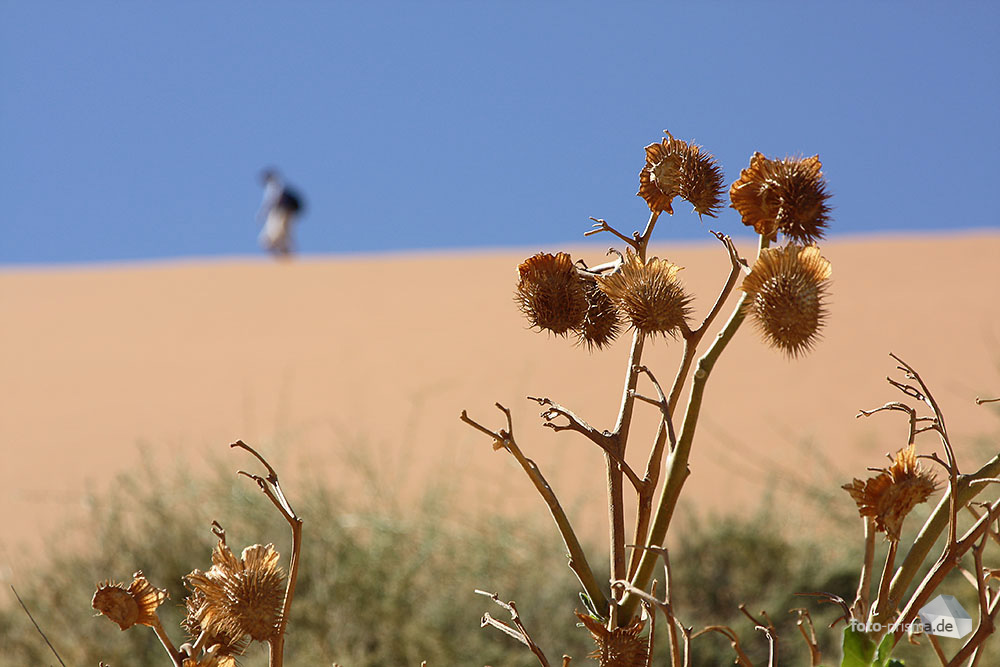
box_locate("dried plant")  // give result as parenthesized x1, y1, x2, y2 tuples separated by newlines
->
(90, 441, 303, 667)
(461, 132, 998, 666)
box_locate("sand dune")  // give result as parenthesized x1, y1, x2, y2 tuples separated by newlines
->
(2, 232, 999, 566)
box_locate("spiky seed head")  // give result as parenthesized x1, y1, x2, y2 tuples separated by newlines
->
(678, 142, 726, 218)
(92, 571, 168, 631)
(183, 589, 250, 657)
(574, 280, 622, 350)
(843, 444, 940, 540)
(597, 252, 691, 339)
(638, 133, 687, 214)
(181, 649, 238, 667)
(741, 244, 831, 357)
(730, 152, 831, 244)
(576, 612, 649, 667)
(186, 540, 286, 643)
(638, 132, 725, 218)
(515, 252, 588, 335)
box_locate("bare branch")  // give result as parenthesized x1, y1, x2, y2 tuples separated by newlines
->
(946, 530, 1000, 665)
(526, 396, 645, 491)
(795, 592, 851, 627)
(790, 608, 822, 667)
(461, 406, 608, 613)
(852, 517, 876, 621)
(691, 626, 754, 667)
(585, 217, 640, 251)
(976, 396, 1000, 405)
(475, 590, 550, 667)
(231, 440, 302, 667)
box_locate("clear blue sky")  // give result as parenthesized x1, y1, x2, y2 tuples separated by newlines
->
(2, 3, 998, 265)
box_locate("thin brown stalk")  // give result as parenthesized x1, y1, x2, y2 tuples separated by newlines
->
(947, 532, 1000, 666)
(875, 453, 1000, 628)
(476, 590, 550, 667)
(691, 626, 754, 667)
(461, 406, 608, 613)
(791, 608, 822, 666)
(872, 539, 899, 623)
(620, 233, 769, 624)
(854, 517, 876, 621)
(892, 497, 1000, 640)
(232, 440, 303, 667)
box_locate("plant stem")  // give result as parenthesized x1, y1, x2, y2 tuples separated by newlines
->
(618, 233, 768, 624)
(868, 452, 1000, 629)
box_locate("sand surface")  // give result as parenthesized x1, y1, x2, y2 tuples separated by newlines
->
(2, 232, 999, 575)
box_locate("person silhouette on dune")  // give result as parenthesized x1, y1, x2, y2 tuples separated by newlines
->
(257, 168, 305, 257)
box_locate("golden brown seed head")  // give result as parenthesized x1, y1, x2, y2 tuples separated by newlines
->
(741, 244, 831, 357)
(186, 541, 286, 643)
(730, 152, 831, 243)
(598, 252, 691, 339)
(182, 650, 238, 667)
(574, 280, 622, 350)
(576, 612, 649, 667)
(843, 444, 940, 540)
(638, 132, 725, 218)
(92, 571, 168, 631)
(183, 589, 250, 657)
(515, 252, 588, 335)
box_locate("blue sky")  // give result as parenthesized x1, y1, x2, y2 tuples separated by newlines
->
(2, 3, 998, 265)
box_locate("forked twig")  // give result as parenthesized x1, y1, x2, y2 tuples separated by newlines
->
(528, 396, 644, 492)
(740, 605, 778, 667)
(476, 590, 550, 667)
(231, 440, 303, 667)
(585, 217, 641, 251)
(461, 405, 608, 613)
(790, 608, 822, 666)
(691, 626, 754, 667)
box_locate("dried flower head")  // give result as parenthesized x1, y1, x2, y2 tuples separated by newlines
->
(515, 252, 588, 335)
(576, 612, 649, 667)
(183, 589, 250, 656)
(182, 649, 238, 667)
(730, 152, 831, 243)
(574, 280, 622, 350)
(598, 252, 691, 339)
(186, 540, 286, 643)
(741, 244, 831, 357)
(92, 571, 168, 631)
(843, 444, 940, 540)
(638, 132, 725, 217)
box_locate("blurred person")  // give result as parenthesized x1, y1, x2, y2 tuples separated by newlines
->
(257, 168, 305, 257)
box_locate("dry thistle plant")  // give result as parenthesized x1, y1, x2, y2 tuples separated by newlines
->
(814, 355, 1000, 667)
(462, 130, 839, 665)
(91, 441, 303, 667)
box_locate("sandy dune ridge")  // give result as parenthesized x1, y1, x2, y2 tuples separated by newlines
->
(2, 232, 999, 571)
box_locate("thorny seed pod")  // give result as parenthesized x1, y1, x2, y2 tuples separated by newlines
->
(741, 244, 831, 357)
(574, 280, 622, 350)
(577, 612, 650, 667)
(186, 540, 286, 643)
(182, 648, 238, 667)
(92, 571, 168, 631)
(730, 152, 831, 244)
(597, 252, 691, 339)
(843, 443, 940, 540)
(638, 132, 725, 218)
(515, 252, 588, 335)
(183, 589, 251, 657)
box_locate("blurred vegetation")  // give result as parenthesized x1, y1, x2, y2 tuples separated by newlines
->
(2, 437, 998, 666)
